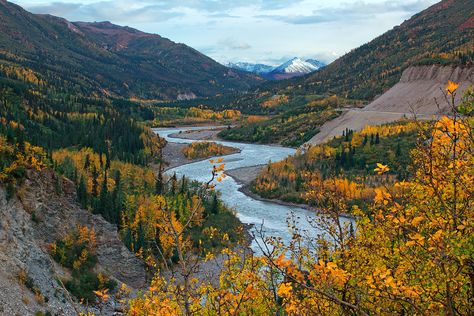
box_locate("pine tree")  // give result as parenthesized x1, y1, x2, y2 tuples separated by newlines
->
(112, 170, 123, 225)
(84, 154, 91, 170)
(98, 170, 110, 220)
(91, 165, 99, 198)
(180, 175, 187, 194)
(170, 172, 177, 195)
(77, 175, 88, 208)
(210, 194, 219, 215)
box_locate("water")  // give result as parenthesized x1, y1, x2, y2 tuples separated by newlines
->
(154, 126, 330, 253)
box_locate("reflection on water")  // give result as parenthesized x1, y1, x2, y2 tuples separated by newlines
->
(154, 126, 350, 253)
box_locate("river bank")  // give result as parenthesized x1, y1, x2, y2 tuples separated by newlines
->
(225, 165, 318, 213)
(226, 165, 355, 220)
(160, 127, 239, 171)
(159, 127, 325, 217)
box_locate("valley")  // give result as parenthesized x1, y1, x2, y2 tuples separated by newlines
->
(155, 126, 354, 253)
(0, 0, 472, 314)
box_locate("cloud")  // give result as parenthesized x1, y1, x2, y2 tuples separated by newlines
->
(217, 37, 252, 50)
(25, 1, 184, 23)
(21, 0, 306, 21)
(12, 0, 438, 65)
(259, 0, 436, 25)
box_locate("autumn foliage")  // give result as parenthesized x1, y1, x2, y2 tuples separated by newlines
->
(125, 84, 473, 315)
(182, 141, 238, 160)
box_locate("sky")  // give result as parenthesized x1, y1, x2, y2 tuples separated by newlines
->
(11, 0, 439, 66)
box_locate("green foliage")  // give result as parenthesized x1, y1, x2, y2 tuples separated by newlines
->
(251, 121, 420, 207)
(50, 227, 116, 303)
(219, 96, 342, 147)
(0, 2, 259, 100)
(182, 0, 474, 114)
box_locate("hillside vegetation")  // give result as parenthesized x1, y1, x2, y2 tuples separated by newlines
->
(218, 95, 344, 147)
(0, 1, 260, 100)
(182, 142, 238, 160)
(251, 120, 420, 207)
(170, 0, 473, 115)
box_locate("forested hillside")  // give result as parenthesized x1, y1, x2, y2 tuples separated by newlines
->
(0, 0, 260, 100)
(301, 0, 474, 100)
(175, 0, 473, 114)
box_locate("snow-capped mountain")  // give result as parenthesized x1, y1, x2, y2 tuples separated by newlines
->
(226, 57, 325, 80)
(305, 59, 326, 69)
(226, 62, 274, 75)
(271, 57, 319, 74)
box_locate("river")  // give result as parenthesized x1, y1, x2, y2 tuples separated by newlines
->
(154, 126, 335, 253)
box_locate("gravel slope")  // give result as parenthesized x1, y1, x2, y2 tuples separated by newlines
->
(306, 65, 473, 145)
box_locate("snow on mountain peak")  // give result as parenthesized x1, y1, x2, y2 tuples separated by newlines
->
(226, 57, 325, 79)
(271, 57, 319, 74)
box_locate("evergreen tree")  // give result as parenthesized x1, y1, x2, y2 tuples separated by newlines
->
(112, 170, 123, 225)
(180, 175, 187, 194)
(77, 175, 88, 208)
(91, 165, 99, 198)
(98, 170, 109, 219)
(84, 154, 90, 170)
(210, 194, 219, 215)
(170, 172, 177, 195)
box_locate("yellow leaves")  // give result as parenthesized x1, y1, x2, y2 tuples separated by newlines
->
(277, 282, 293, 297)
(183, 142, 236, 160)
(408, 233, 425, 245)
(446, 80, 459, 95)
(374, 163, 390, 175)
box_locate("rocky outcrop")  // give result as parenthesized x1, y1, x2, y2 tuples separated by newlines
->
(306, 65, 473, 145)
(0, 170, 146, 315)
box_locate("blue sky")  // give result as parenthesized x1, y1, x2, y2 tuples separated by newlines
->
(11, 0, 439, 65)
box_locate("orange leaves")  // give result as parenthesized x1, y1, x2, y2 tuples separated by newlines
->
(309, 260, 350, 289)
(446, 80, 459, 95)
(374, 187, 391, 205)
(93, 289, 109, 302)
(411, 216, 424, 227)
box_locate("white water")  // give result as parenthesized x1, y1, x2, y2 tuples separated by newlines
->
(154, 126, 328, 252)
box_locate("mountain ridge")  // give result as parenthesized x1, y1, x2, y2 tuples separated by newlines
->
(0, 0, 262, 100)
(227, 57, 326, 80)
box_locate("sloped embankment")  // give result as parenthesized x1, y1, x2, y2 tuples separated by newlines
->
(306, 65, 473, 145)
(0, 170, 146, 315)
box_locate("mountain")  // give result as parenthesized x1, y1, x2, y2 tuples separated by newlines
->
(302, 0, 474, 100)
(306, 59, 326, 69)
(226, 62, 274, 75)
(268, 57, 323, 79)
(199, 0, 473, 113)
(227, 57, 326, 80)
(0, 0, 261, 100)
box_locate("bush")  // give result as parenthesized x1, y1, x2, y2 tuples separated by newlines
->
(50, 226, 115, 303)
